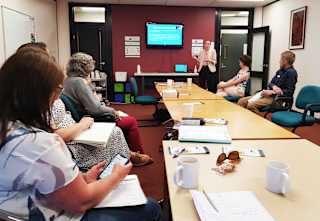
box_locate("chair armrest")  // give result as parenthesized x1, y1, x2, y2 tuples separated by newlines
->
(269, 95, 294, 111)
(87, 113, 116, 122)
(302, 103, 320, 122)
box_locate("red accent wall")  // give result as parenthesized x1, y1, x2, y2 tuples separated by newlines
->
(112, 5, 215, 75)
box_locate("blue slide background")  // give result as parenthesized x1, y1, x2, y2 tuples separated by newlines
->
(147, 23, 183, 46)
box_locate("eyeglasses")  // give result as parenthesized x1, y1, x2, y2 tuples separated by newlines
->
(216, 151, 240, 166)
(56, 85, 63, 95)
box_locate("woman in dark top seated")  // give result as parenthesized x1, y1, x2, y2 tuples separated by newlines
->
(63, 52, 153, 166)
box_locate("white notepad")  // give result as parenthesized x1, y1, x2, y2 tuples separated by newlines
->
(191, 190, 275, 221)
(96, 175, 147, 208)
(74, 122, 116, 146)
(248, 91, 263, 103)
(178, 125, 231, 144)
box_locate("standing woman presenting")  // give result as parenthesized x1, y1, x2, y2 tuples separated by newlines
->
(194, 40, 218, 92)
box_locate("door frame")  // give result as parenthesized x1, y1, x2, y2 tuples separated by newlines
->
(68, 3, 113, 100)
(214, 8, 254, 81)
(251, 26, 270, 88)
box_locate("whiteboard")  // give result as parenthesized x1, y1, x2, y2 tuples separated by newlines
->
(1, 6, 35, 58)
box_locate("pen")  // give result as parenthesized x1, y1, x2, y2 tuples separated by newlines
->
(172, 148, 185, 158)
(203, 190, 219, 213)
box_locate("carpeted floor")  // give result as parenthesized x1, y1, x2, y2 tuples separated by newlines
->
(112, 102, 320, 201)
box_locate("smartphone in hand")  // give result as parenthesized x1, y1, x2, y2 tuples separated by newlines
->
(99, 154, 129, 179)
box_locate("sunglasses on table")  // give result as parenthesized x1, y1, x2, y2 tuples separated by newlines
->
(216, 151, 240, 166)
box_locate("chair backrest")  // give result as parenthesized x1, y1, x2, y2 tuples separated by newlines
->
(60, 94, 81, 122)
(244, 78, 251, 96)
(129, 77, 139, 97)
(296, 85, 320, 111)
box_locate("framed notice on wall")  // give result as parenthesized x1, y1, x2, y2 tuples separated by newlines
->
(289, 6, 307, 50)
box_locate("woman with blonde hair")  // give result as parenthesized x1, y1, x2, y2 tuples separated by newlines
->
(193, 40, 218, 92)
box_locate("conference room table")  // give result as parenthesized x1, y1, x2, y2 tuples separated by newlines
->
(163, 139, 320, 221)
(163, 99, 299, 140)
(155, 82, 223, 101)
(134, 72, 199, 95)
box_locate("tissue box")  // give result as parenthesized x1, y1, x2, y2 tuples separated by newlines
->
(162, 89, 178, 98)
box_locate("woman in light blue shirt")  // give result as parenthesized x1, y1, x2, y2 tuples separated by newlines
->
(0, 47, 162, 221)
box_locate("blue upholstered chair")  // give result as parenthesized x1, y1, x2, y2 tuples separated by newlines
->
(224, 78, 251, 103)
(60, 94, 115, 123)
(129, 77, 160, 126)
(60, 94, 81, 122)
(271, 85, 320, 132)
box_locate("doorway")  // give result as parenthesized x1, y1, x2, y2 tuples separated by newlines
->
(215, 9, 270, 94)
(69, 4, 113, 100)
(220, 30, 248, 81)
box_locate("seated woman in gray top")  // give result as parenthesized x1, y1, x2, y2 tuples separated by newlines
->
(63, 52, 153, 166)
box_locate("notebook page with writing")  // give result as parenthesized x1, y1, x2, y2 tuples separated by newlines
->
(209, 191, 275, 221)
(190, 190, 220, 221)
(95, 175, 147, 208)
(74, 122, 115, 146)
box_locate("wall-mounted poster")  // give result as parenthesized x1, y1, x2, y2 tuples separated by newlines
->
(289, 6, 307, 50)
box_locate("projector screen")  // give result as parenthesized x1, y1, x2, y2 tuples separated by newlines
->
(146, 22, 184, 48)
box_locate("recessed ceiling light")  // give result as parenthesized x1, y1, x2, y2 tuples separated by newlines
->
(221, 14, 237, 17)
(238, 11, 249, 16)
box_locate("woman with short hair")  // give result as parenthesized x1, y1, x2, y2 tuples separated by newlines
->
(63, 52, 153, 166)
(0, 47, 162, 221)
(193, 40, 218, 92)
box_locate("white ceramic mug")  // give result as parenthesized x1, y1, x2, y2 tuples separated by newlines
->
(183, 103, 194, 118)
(167, 79, 174, 87)
(266, 161, 290, 195)
(174, 157, 199, 189)
(187, 78, 192, 86)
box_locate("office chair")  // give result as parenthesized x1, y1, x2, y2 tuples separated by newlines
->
(260, 94, 294, 118)
(129, 77, 161, 127)
(60, 94, 116, 123)
(271, 85, 320, 132)
(224, 78, 251, 102)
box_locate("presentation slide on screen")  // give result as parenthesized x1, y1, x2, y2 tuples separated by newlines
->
(147, 24, 183, 46)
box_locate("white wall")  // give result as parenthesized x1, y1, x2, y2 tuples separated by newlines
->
(257, 0, 320, 99)
(57, 0, 70, 70)
(0, 0, 58, 64)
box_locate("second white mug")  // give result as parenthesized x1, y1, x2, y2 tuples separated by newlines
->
(266, 161, 290, 195)
(174, 157, 199, 189)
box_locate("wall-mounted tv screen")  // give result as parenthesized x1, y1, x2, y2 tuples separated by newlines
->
(146, 22, 184, 48)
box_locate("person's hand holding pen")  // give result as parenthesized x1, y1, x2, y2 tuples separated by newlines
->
(79, 117, 94, 131)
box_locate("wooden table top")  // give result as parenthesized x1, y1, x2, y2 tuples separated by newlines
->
(163, 139, 320, 221)
(163, 99, 299, 140)
(155, 83, 223, 100)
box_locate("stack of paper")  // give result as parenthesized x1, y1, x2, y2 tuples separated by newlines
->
(191, 190, 275, 221)
(178, 125, 231, 144)
(96, 175, 147, 208)
(162, 89, 178, 98)
(74, 122, 116, 146)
